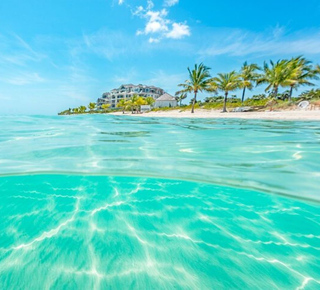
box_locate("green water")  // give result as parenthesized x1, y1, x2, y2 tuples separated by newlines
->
(0, 115, 320, 289)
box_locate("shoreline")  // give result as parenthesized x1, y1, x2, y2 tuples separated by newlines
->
(109, 109, 320, 121)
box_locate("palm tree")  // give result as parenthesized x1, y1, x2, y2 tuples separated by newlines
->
(178, 63, 211, 113)
(88, 102, 96, 112)
(127, 95, 140, 113)
(257, 60, 289, 97)
(175, 91, 187, 106)
(135, 96, 147, 113)
(78, 106, 86, 113)
(117, 99, 127, 114)
(101, 104, 110, 112)
(210, 71, 241, 113)
(283, 56, 318, 100)
(239, 62, 260, 103)
(145, 96, 155, 106)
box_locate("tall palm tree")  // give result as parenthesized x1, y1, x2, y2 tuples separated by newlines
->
(257, 60, 289, 97)
(239, 62, 260, 103)
(283, 56, 316, 100)
(178, 63, 211, 113)
(210, 71, 241, 113)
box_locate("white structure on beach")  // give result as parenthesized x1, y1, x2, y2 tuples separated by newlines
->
(154, 93, 177, 108)
(97, 84, 165, 108)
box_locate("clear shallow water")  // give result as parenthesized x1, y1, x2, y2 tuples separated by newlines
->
(0, 115, 320, 289)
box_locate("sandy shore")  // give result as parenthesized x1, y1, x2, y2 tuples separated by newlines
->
(110, 109, 320, 121)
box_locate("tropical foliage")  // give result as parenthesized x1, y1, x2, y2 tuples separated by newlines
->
(299, 89, 320, 100)
(88, 102, 96, 111)
(117, 95, 153, 113)
(178, 56, 319, 112)
(145, 96, 155, 106)
(116, 99, 128, 114)
(210, 71, 241, 112)
(101, 104, 110, 111)
(239, 62, 260, 103)
(257, 60, 289, 97)
(79, 106, 86, 113)
(178, 63, 211, 113)
(175, 91, 187, 106)
(282, 56, 317, 99)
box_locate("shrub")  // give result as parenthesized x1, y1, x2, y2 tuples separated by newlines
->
(299, 89, 320, 101)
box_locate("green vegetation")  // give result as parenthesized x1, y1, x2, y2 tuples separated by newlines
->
(79, 106, 86, 113)
(116, 99, 128, 114)
(299, 89, 320, 100)
(88, 102, 96, 112)
(178, 63, 211, 113)
(123, 95, 151, 114)
(239, 62, 260, 103)
(101, 104, 110, 111)
(283, 56, 317, 100)
(116, 95, 154, 114)
(59, 95, 155, 115)
(210, 71, 241, 113)
(175, 92, 187, 106)
(177, 56, 320, 112)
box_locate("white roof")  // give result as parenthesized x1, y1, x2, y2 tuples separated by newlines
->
(156, 93, 176, 101)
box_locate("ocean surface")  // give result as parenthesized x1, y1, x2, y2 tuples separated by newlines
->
(0, 114, 320, 289)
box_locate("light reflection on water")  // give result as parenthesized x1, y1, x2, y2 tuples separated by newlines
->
(0, 115, 320, 288)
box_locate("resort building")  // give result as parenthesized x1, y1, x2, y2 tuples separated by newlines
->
(97, 84, 165, 108)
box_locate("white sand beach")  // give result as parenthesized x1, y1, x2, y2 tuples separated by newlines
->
(110, 109, 320, 121)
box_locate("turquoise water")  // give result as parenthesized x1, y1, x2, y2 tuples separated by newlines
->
(0, 115, 320, 289)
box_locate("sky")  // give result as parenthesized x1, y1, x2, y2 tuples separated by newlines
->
(0, 0, 320, 115)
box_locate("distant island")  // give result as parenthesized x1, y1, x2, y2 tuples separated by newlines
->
(58, 56, 320, 116)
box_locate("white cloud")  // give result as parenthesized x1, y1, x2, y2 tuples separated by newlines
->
(133, 6, 144, 16)
(118, 0, 124, 4)
(133, 2, 190, 43)
(164, 0, 179, 7)
(144, 10, 169, 34)
(166, 22, 190, 39)
(147, 0, 154, 10)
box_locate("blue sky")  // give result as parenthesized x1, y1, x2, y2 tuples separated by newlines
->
(1, 0, 320, 114)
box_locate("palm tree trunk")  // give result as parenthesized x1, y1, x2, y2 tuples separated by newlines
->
(241, 87, 246, 104)
(289, 86, 293, 100)
(222, 91, 228, 113)
(191, 91, 197, 113)
(274, 86, 278, 97)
